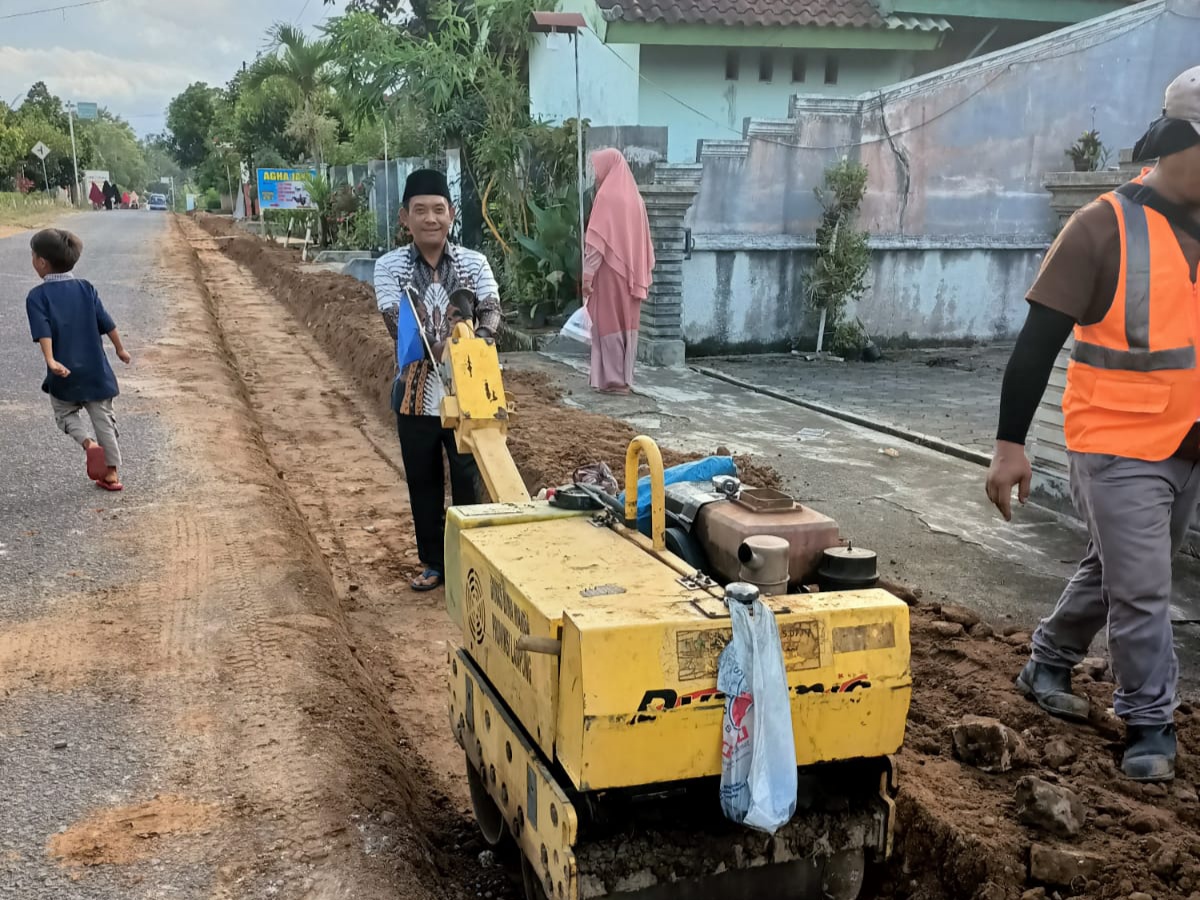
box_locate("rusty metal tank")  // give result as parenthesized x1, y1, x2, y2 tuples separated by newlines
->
(694, 487, 842, 587)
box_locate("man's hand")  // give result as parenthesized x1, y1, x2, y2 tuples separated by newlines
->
(117, 349, 132, 365)
(48, 360, 70, 378)
(986, 440, 1033, 521)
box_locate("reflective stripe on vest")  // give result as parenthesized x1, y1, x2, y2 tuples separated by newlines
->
(1070, 192, 1197, 372)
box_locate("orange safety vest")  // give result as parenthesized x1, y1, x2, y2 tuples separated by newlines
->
(1063, 183, 1200, 461)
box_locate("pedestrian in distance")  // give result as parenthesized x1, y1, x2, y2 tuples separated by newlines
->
(88, 181, 103, 210)
(374, 169, 500, 592)
(102, 180, 115, 211)
(25, 229, 132, 491)
(582, 148, 655, 394)
(986, 66, 1200, 783)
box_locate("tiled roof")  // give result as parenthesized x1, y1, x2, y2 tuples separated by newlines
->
(595, 0, 888, 29)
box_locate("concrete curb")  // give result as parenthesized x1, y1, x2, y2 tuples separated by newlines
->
(690, 365, 993, 468)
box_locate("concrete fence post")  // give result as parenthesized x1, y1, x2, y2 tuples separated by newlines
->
(638, 164, 701, 367)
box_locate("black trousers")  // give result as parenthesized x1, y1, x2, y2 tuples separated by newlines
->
(396, 414, 481, 571)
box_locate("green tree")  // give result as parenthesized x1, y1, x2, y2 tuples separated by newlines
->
(219, 64, 304, 163)
(20, 82, 67, 127)
(166, 82, 219, 168)
(805, 159, 871, 354)
(12, 111, 91, 192)
(0, 103, 26, 186)
(6, 83, 94, 194)
(141, 133, 185, 183)
(247, 23, 337, 162)
(84, 115, 149, 191)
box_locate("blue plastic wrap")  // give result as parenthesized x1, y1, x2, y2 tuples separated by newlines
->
(617, 456, 738, 535)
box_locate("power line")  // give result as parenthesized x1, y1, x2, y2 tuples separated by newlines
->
(0, 0, 112, 21)
(295, 0, 313, 24)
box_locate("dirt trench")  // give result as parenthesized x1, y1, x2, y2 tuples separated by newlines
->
(190, 213, 1200, 900)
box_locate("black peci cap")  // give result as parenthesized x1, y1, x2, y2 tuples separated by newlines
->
(403, 169, 451, 205)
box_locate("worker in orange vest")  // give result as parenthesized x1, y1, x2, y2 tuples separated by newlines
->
(987, 66, 1200, 783)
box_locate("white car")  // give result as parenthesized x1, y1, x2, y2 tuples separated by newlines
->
(148, 193, 168, 211)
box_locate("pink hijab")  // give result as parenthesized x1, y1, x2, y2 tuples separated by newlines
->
(586, 148, 655, 300)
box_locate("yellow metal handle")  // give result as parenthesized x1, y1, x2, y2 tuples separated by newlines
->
(624, 436, 666, 551)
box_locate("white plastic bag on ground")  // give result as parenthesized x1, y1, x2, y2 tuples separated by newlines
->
(560, 305, 591, 345)
(717, 588, 798, 833)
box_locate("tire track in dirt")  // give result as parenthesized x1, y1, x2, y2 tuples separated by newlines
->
(174, 217, 512, 898)
(176, 217, 473, 806)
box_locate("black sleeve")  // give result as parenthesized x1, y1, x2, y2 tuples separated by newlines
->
(995, 302, 1077, 445)
(381, 306, 399, 341)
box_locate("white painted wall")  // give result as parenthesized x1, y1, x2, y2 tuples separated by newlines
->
(529, 29, 640, 127)
(640, 47, 917, 162)
(680, 245, 1045, 350)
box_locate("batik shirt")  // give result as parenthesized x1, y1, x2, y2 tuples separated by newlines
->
(374, 242, 501, 417)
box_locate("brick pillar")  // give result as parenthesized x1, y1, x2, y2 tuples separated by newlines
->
(638, 166, 700, 367)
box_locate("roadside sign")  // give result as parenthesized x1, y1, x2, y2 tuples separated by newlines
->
(76, 102, 98, 120)
(31, 141, 50, 160)
(256, 167, 319, 210)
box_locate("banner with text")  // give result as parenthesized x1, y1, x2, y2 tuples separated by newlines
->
(255, 168, 319, 211)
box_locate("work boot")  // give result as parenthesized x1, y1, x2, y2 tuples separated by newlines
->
(1015, 660, 1091, 723)
(1122, 724, 1176, 783)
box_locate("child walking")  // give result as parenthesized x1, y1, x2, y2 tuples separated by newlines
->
(25, 229, 132, 491)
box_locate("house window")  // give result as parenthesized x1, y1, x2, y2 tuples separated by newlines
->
(824, 55, 840, 85)
(759, 53, 774, 83)
(725, 51, 740, 80)
(791, 53, 807, 83)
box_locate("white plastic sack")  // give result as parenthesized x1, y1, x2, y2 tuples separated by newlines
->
(717, 594, 798, 833)
(560, 306, 592, 345)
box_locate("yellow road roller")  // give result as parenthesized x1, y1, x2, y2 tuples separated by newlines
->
(436, 322, 911, 900)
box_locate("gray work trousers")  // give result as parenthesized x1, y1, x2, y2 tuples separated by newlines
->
(50, 396, 122, 468)
(1032, 451, 1200, 726)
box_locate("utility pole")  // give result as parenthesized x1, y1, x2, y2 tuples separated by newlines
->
(529, 12, 590, 289)
(65, 102, 81, 206)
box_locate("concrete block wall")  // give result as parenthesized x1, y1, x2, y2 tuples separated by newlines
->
(669, 0, 1200, 351)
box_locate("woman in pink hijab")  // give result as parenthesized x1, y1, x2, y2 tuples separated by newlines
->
(583, 149, 655, 393)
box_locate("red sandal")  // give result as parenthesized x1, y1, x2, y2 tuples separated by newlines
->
(96, 479, 124, 492)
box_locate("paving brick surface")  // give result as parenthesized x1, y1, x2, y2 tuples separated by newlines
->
(700, 344, 1012, 455)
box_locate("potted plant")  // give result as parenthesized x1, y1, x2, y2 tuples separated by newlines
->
(1065, 130, 1110, 173)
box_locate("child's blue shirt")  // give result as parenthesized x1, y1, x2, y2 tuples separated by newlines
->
(26, 274, 119, 403)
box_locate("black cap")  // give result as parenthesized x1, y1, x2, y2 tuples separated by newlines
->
(403, 168, 451, 205)
(1133, 67, 1200, 162)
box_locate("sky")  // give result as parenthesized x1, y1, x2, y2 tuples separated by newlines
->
(0, 0, 347, 136)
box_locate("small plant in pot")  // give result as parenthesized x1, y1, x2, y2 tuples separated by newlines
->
(1066, 130, 1110, 173)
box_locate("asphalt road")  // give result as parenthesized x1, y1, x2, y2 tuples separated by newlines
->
(0, 210, 196, 899)
(0, 210, 171, 617)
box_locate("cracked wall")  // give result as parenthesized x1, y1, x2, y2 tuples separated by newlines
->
(677, 0, 1200, 349)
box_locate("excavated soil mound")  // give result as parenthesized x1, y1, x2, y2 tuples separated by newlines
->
(191, 216, 774, 493)
(194, 214, 1200, 900)
(879, 604, 1200, 900)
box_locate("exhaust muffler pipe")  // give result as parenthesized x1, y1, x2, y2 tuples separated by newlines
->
(736, 534, 791, 596)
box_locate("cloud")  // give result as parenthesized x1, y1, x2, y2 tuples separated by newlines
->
(0, 0, 345, 134)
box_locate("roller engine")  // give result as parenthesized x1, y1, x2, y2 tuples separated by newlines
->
(435, 320, 911, 900)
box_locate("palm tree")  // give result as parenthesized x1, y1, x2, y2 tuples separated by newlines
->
(247, 23, 337, 163)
